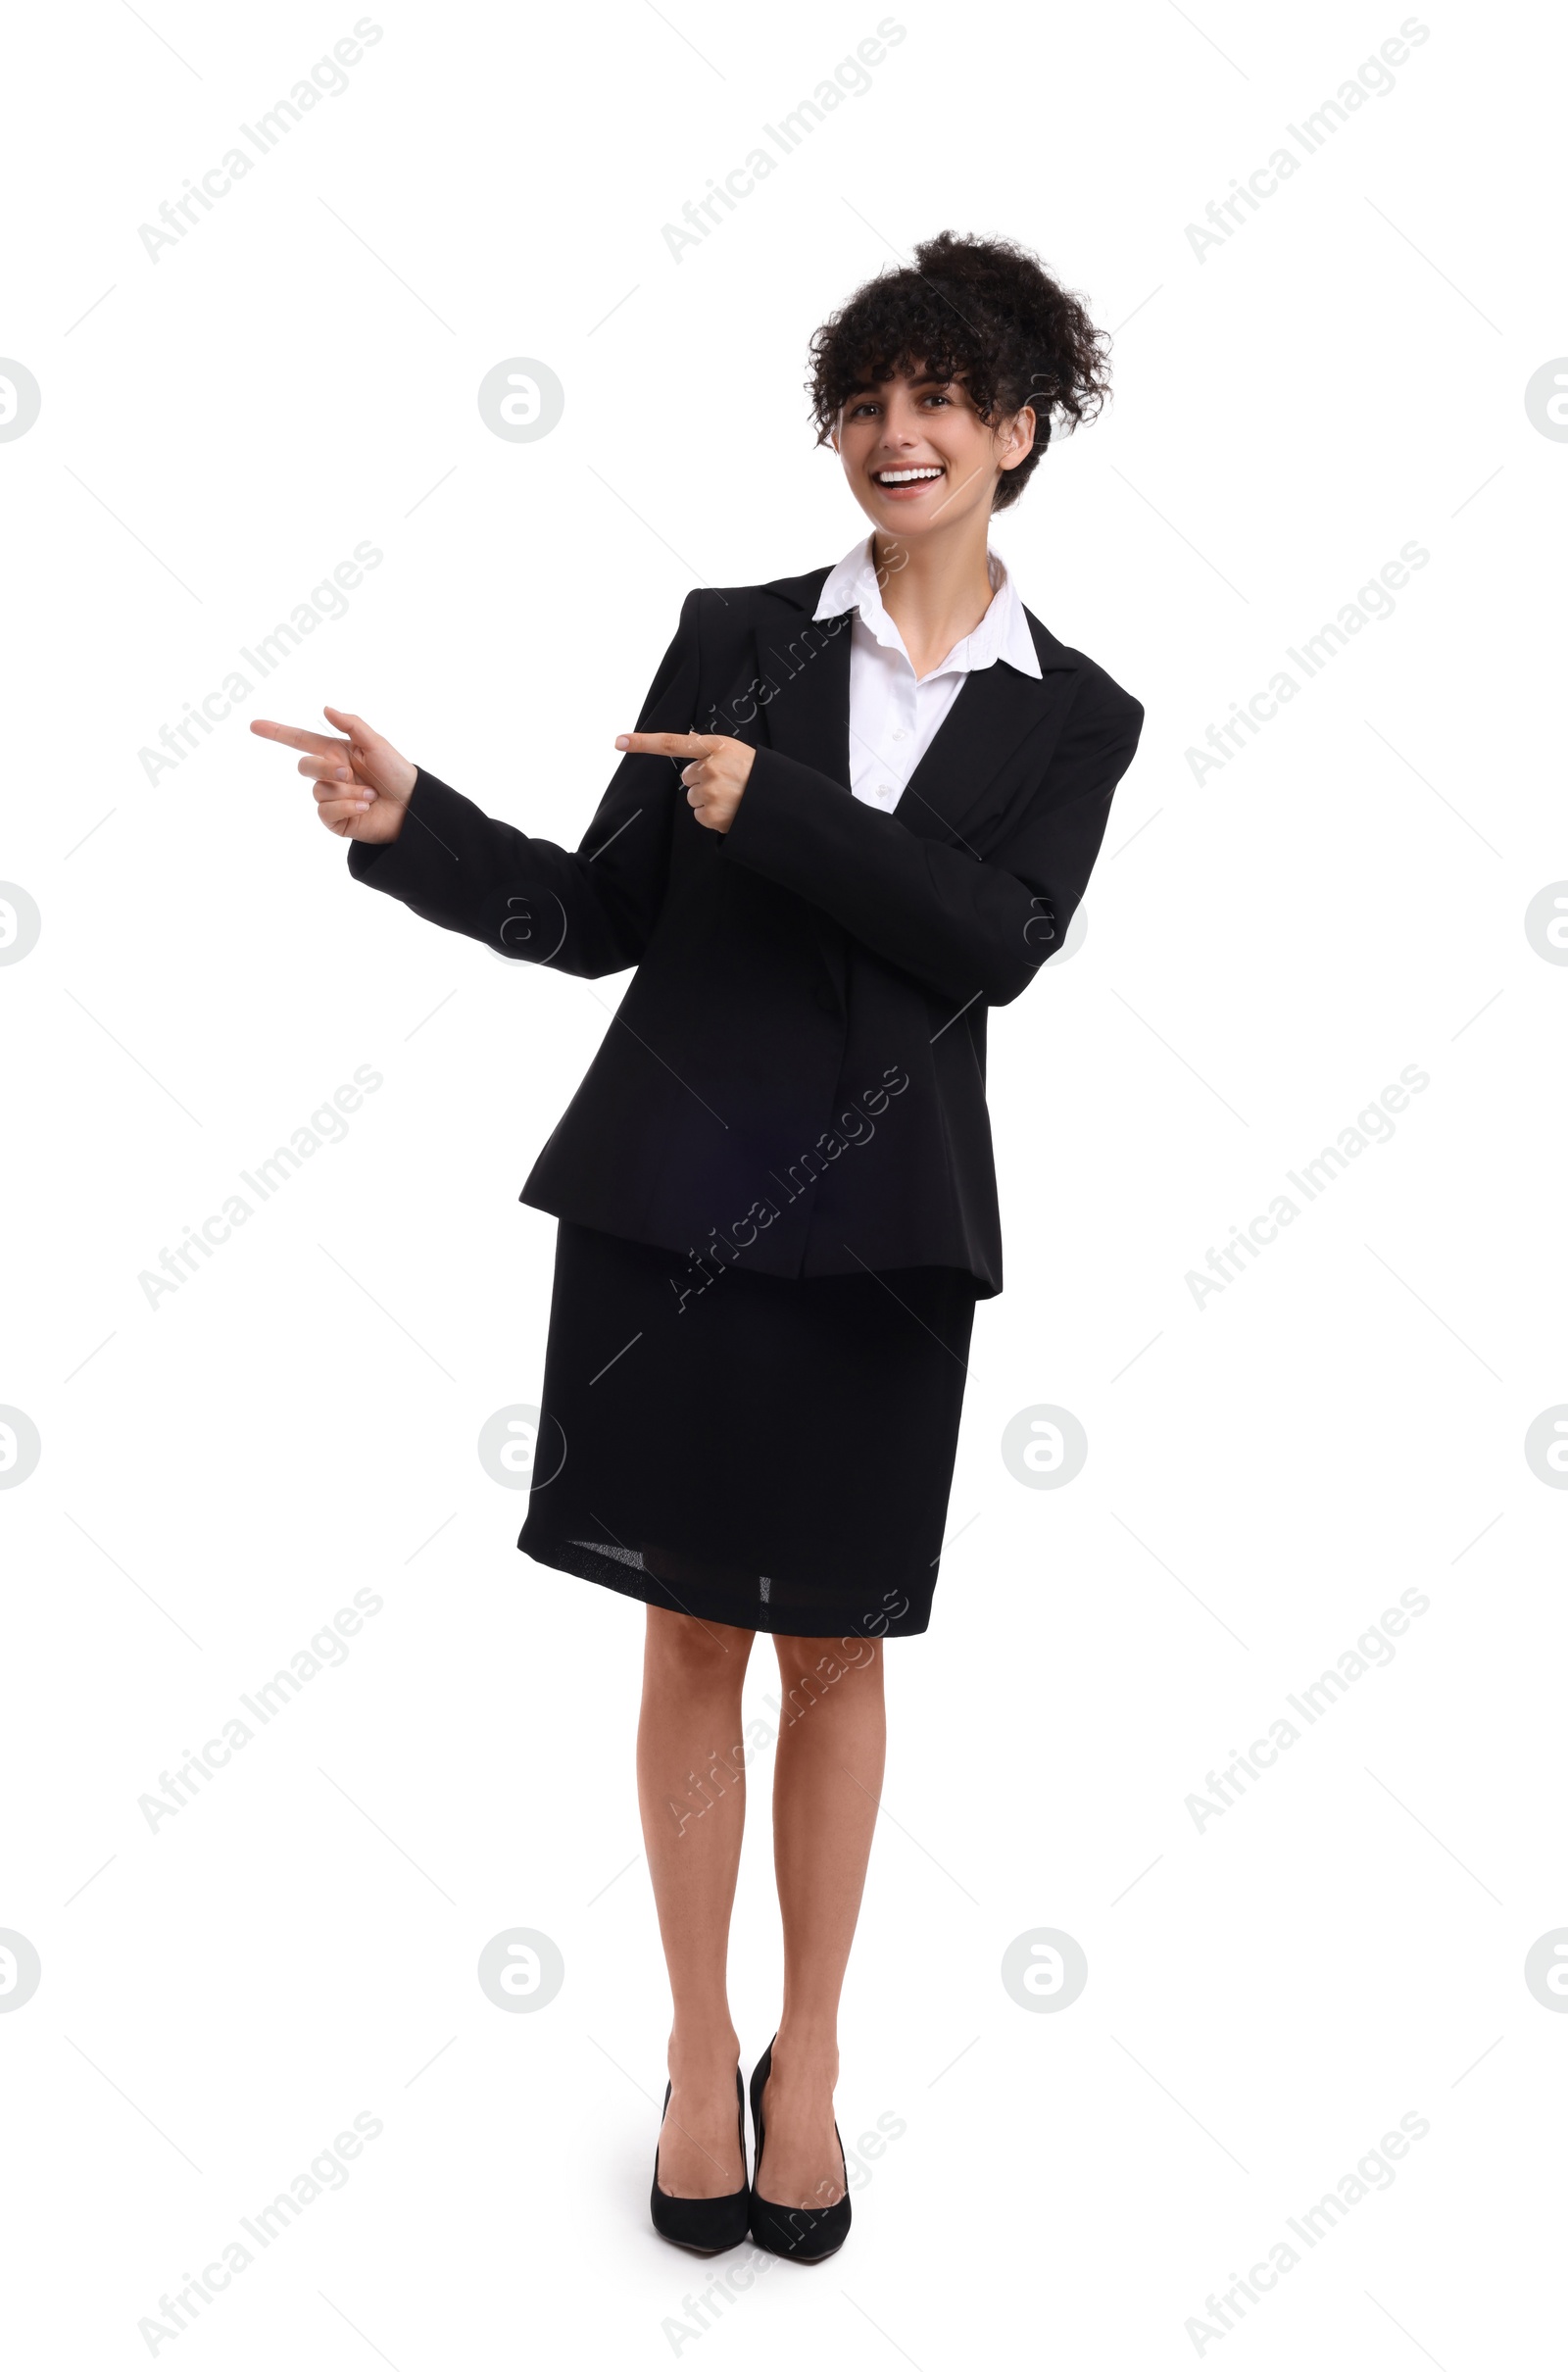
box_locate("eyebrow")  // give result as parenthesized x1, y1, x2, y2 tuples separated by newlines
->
(844, 373, 954, 399)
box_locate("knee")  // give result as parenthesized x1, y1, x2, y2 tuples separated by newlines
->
(644, 1606, 753, 1686)
(773, 1633, 882, 1702)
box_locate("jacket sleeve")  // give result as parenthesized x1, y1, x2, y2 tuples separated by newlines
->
(343, 590, 702, 976)
(718, 667, 1144, 1007)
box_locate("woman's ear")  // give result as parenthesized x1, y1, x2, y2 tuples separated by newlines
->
(998, 403, 1037, 470)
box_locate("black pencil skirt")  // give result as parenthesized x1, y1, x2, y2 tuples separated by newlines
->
(516, 1220, 978, 1639)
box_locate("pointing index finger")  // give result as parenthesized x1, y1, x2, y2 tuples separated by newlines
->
(250, 718, 344, 756)
(614, 731, 714, 756)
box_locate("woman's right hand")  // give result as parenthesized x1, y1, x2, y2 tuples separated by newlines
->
(249, 705, 417, 843)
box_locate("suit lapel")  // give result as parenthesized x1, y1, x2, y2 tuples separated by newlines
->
(744, 573, 1081, 999)
(751, 600, 850, 1006)
(754, 574, 1080, 844)
(889, 662, 1063, 850)
(755, 580, 853, 786)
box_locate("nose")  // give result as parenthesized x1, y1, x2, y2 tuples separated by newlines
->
(876, 395, 928, 454)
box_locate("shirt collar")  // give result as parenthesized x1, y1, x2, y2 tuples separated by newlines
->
(812, 532, 1042, 680)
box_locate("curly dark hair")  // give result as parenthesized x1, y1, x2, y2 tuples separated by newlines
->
(807, 230, 1112, 512)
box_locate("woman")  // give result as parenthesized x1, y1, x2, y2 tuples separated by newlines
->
(253, 229, 1144, 2262)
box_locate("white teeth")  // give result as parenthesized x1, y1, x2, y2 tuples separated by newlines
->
(875, 467, 943, 483)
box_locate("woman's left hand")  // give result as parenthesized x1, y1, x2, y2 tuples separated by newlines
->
(614, 730, 756, 833)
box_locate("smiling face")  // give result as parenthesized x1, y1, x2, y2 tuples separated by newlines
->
(832, 365, 1035, 541)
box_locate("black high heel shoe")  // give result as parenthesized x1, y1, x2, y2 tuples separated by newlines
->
(748, 2036, 852, 2262)
(650, 2064, 750, 2253)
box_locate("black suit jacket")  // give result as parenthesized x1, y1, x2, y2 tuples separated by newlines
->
(347, 566, 1144, 1297)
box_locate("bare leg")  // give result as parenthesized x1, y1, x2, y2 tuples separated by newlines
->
(758, 1632, 886, 2210)
(637, 1606, 755, 2197)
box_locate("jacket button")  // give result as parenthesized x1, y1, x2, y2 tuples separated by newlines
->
(815, 983, 840, 1015)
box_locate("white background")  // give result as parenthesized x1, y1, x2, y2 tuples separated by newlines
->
(3, 0, 1564, 2362)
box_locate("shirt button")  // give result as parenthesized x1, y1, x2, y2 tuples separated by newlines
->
(877, 783, 896, 796)
(891, 727, 907, 741)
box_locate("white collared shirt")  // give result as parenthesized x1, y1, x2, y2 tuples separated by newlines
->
(812, 533, 1042, 813)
